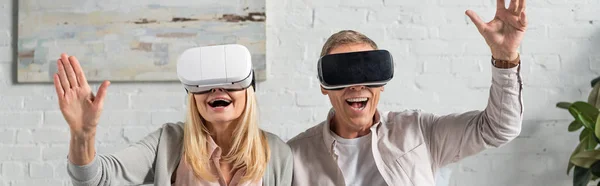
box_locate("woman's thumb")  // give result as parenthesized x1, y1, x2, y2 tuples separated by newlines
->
(94, 81, 111, 106)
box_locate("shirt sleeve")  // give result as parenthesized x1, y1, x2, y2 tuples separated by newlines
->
(419, 64, 524, 168)
(67, 127, 161, 186)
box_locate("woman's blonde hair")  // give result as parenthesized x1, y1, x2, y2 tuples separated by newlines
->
(182, 87, 270, 183)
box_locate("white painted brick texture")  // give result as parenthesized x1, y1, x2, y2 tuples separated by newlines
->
(1, 0, 599, 185)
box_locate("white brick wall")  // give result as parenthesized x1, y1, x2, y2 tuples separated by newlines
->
(1, 0, 599, 185)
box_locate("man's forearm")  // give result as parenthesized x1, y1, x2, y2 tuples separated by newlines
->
(420, 63, 524, 168)
(491, 48, 520, 61)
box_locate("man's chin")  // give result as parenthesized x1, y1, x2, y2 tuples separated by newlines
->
(345, 116, 375, 127)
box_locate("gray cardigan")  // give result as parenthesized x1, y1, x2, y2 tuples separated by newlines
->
(66, 122, 294, 186)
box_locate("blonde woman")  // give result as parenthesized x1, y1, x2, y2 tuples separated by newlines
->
(56, 50, 293, 185)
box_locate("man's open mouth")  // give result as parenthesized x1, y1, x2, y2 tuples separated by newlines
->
(346, 97, 368, 110)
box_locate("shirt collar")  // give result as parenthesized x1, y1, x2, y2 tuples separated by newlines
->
(206, 135, 222, 160)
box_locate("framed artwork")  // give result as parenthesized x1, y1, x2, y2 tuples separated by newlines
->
(17, 0, 266, 83)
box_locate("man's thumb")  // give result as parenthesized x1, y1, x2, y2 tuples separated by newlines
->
(465, 10, 485, 32)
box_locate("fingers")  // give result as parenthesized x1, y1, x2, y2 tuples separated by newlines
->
(61, 53, 79, 88)
(94, 81, 111, 106)
(505, 12, 527, 32)
(519, 11, 528, 28)
(506, 11, 528, 31)
(69, 56, 88, 87)
(57, 59, 71, 91)
(497, 0, 506, 10)
(465, 10, 486, 32)
(517, 0, 526, 14)
(508, 0, 519, 12)
(53, 73, 65, 98)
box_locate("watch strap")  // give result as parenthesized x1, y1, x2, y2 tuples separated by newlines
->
(492, 54, 520, 69)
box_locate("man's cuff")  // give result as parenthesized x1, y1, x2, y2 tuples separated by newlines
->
(491, 62, 521, 87)
(67, 155, 100, 183)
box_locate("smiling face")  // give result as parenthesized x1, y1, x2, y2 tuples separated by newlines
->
(194, 88, 246, 125)
(322, 43, 384, 130)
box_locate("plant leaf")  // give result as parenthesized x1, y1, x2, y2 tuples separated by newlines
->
(569, 162, 575, 175)
(592, 174, 599, 181)
(570, 139, 590, 175)
(574, 166, 592, 186)
(597, 115, 600, 140)
(581, 129, 592, 142)
(569, 106, 596, 130)
(571, 150, 600, 168)
(589, 80, 600, 108)
(571, 101, 600, 129)
(558, 102, 573, 109)
(590, 161, 600, 178)
(574, 101, 600, 117)
(571, 120, 585, 132)
(589, 133, 599, 150)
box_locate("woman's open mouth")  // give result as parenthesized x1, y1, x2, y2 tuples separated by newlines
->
(208, 98, 232, 108)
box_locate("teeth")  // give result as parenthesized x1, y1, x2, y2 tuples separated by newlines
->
(346, 97, 368, 102)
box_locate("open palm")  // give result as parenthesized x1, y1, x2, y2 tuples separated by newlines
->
(53, 53, 110, 136)
(466, 0, 528, 61)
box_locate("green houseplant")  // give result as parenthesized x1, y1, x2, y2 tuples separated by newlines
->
(558, 76, 600, 186)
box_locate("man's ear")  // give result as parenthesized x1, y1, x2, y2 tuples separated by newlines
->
(321, 86, 328, 95)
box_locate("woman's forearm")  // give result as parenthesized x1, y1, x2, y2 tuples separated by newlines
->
(68, 130, 97, 166)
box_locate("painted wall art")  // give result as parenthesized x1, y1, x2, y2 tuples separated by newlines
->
(17, 0, 266, 82)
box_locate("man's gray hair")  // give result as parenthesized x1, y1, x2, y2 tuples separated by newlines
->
(319, 30, 378, 57)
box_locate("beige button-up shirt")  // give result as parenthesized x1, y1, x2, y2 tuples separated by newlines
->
(287, 65, 524, 186)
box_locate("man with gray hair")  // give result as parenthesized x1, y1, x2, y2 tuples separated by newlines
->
(287, 0, 527, 185)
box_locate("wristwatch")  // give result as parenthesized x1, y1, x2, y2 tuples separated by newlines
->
(491, 54, 520, 69)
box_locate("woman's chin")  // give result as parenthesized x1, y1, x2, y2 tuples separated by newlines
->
(199, 104, 243, 125)
(204, 115, 237, 124)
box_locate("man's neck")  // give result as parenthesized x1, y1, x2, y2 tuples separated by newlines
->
(330, 115, 373, 139)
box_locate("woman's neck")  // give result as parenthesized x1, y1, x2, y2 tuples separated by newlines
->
(205, 121, 238, 185)
(206, 121, 236, 153)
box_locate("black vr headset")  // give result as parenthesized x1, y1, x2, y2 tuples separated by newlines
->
(317, 50, 394, 90)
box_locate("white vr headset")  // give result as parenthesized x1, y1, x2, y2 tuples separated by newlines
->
(176, 44, 255, 94)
